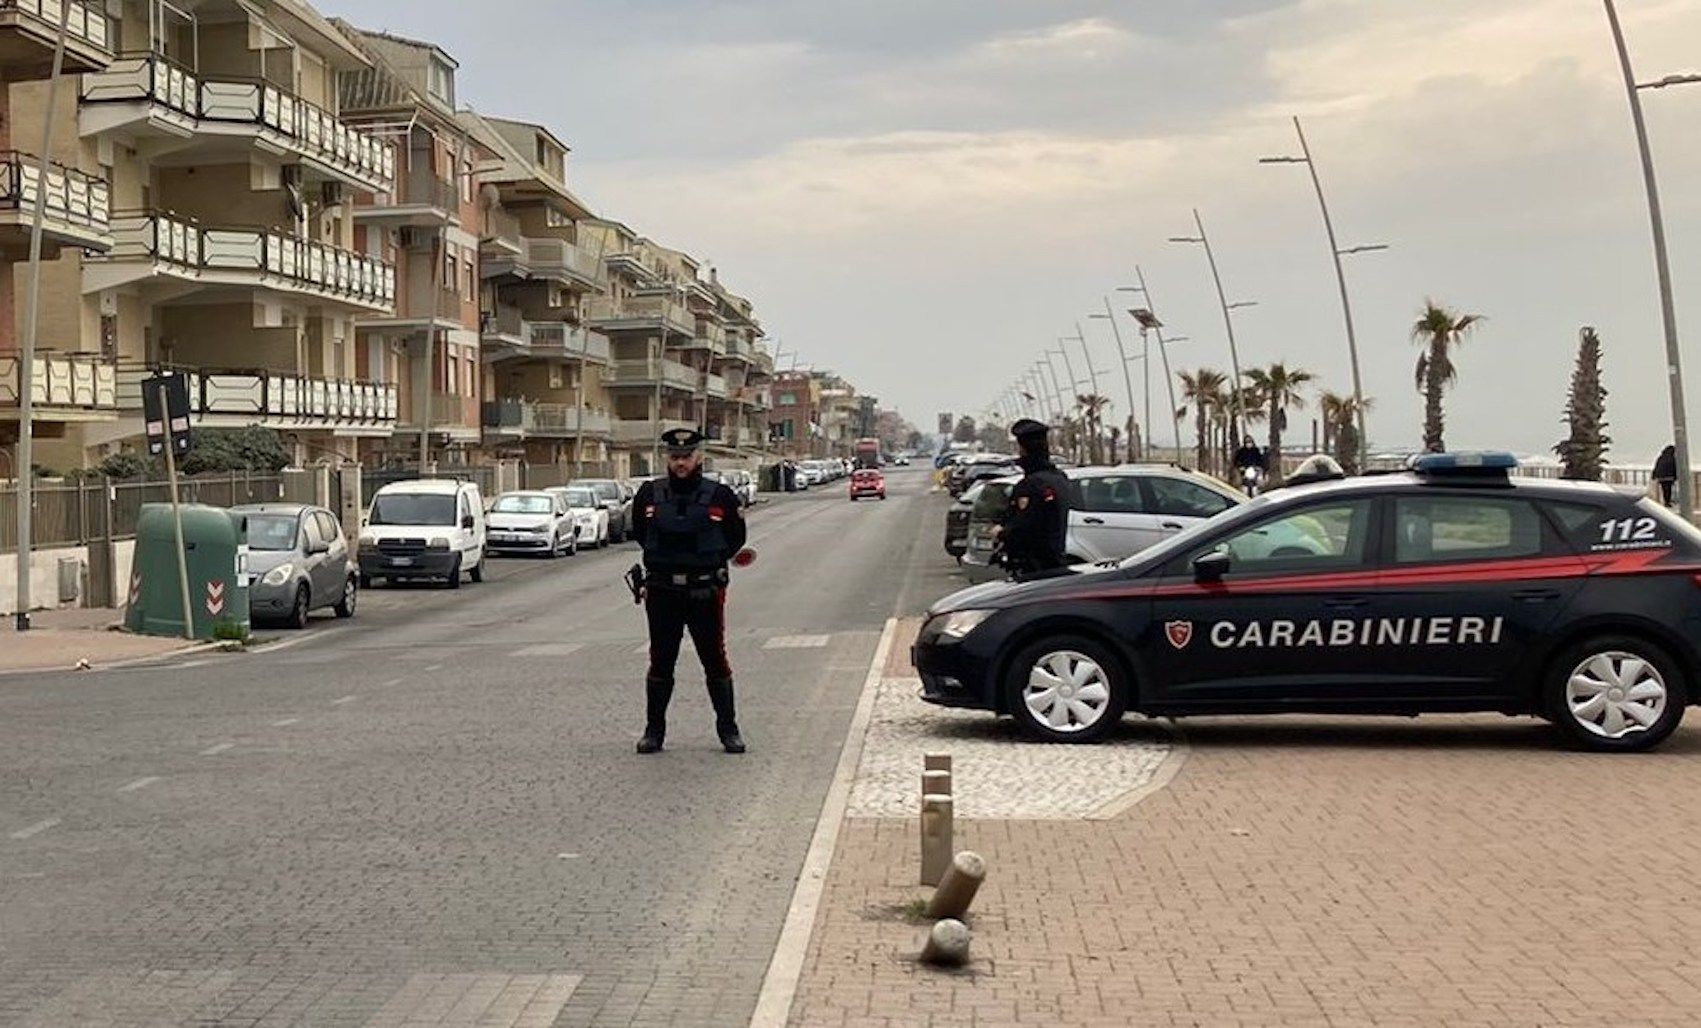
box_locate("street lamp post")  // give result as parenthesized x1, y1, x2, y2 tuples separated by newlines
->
(1089, 297, 1141, 460)
(1040, 353, 1069, 423)
(1602, 0, 1699, 519)
(1119, 266, 1187, 458)
(14, 0, 74, 630)
(1169, 209, 1250, 437)
(1259, 116, 1388, 473)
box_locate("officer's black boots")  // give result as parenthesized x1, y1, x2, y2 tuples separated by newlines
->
(707, 677, 746, 754)
(636, 676, 674, 754)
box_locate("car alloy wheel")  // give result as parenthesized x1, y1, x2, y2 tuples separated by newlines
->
(1006, 634, 1128, 743)
(333, 576, 357, 619)
(288, 584, 310, 629)
(1549, 635, 1686, 751)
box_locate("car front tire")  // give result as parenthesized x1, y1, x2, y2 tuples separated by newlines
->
(468, 558, 484, 583)
(1004, 633, 1128, 744)
(288, 584, 311, 629)
(1547, 635, 1687, 752)
(445, 556, 462, 589)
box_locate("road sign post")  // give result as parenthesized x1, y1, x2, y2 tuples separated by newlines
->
(143, 375, 195, 641)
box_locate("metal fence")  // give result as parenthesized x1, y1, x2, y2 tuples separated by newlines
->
(0, 472, 285, 552)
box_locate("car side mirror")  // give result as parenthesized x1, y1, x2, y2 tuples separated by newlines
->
(308, 540, 330, 555)
(462, 515, 476, 529)
(1193, 549, 1231, 582)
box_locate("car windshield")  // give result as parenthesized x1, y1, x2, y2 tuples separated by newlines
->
(972, 481, 1014, 519)
(370, 493, 456, 526)
(564, 489, 598, 507)
(246, 514, 300, 551)
(1115, 492, 1280, 570)
(493, 495, 553, 514)
(581, 482, 618, 501)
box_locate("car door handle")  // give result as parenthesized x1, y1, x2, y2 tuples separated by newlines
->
(1513, 588, 1560, 603)
(1322, 596, 1368, 610)
(1161, 521, 1184, 530)
(1082, 517, 1105, 525)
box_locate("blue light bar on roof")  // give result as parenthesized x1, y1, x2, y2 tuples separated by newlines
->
(1409, 451, 1520, 473)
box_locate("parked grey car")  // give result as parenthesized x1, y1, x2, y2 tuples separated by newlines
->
(234, 503, 357, 628)
(573, 479, 631, 542)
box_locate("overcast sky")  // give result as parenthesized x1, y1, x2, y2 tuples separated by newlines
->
(331, 0, 1701, 462)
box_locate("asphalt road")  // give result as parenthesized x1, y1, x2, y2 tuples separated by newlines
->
(0, 468, 960, 1027)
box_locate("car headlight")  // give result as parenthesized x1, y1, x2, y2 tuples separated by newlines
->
(357, 536, 376, 552)
(427, 537, 450, 550)
(937, 609, 995, 640)
(261, 564, 294, 586)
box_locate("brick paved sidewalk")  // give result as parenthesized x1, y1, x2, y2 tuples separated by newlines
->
(0, 607, 195, 674)
(789, 621, 1701, 1026)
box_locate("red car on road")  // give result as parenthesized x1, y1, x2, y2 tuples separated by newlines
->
(850, 468, 886, 501)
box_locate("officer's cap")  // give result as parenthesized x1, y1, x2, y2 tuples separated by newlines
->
(661, 427, 704, 454)
(1010, 418, 1050, 440)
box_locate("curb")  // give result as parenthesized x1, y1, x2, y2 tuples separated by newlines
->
(1085, 719, 1190, 821)
(0, 637, 225, 679)
(749, 616, 898, 1028)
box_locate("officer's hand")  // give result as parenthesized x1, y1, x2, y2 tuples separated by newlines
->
(637, 586, 647, 602)
(990, 525, 1003, 539)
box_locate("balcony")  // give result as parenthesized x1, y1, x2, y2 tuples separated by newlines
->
(685, 320, 728, 355)
(355, 169, 460, 227)
(114, 366, 396, 434)
(583, 296, 695, 339)
(482, 399, 612, 439)
(480, 206, 522, 258)
(485, 235, 603, 287)
(481, 311, 611, 365)
(0, 0, 113, 78)
(611, 417, 695, 446)
(86, 212, 396, 313)
(398, 391, 479, 441)
(361, 283, 463, 332)
(0, 352, 117, 420)
(0, 150, 111, 255)
(704, 373, 728, 399)
(606, 358, 699, 393)
(80, 52, 394, 193)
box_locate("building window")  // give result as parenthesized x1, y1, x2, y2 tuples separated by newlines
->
(546, 206, 570, 228)
(428, 59, 454, 106)
(779, 392, 796, 406)
(462, 257, 474, 301)
(442, 244, 456, 288)
(461, 157, 473, 203)
(548, 284, 565, 308)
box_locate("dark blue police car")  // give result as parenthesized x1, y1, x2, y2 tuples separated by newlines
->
(912, 453, 1701, 751)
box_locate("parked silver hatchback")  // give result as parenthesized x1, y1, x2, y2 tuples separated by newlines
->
(233, 503, 358, 628)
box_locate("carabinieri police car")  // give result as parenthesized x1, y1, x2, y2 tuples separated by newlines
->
(912, 453, 1701, 752)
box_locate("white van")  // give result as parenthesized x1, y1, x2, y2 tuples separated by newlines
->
(358, 479, 487, 588)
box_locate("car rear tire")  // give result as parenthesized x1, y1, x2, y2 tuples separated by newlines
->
(1547, 635, 1687, 752)
(287, 584, 311, 629)
(333, 576, 357, 619)
(1004, 633, 1128, 744)
(358, 573, 372, 589)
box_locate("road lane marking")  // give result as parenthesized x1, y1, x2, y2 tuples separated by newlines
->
(422, 663, 443, 672)
(515, 643, 581, 657)
(9, 818, 60, 840)
(272, 717, 300, 727)
(764, 634, 831, 649)
(382, 678, 404, 687)
(117, 776, 160, 794)
(331, 695, 357, 705)
(199, 742, 234, 756)
(750, 617, 897, 1028)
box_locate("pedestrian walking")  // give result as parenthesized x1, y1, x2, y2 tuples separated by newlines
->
(993, 419, 1070, 578)
(1654, 444, 1678, 508)
(630, 428, 748, 755)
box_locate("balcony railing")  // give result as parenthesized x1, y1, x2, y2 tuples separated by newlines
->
(115, 366, 396, 425)
(526, 323, 611, 363)
(525, 237, 603, 284)
(82, 52, 393, 189)
(0, 150, 110, 240)
(612, 418, 695, 445)
(0, 352, 117, 411)
(482, 206, 522, 253)
(99, 211, 396, 309)
(704, 373, 728, 399)
(360, 169, 458, 217)
(483, 399, 611, 437)
(583, 296, 695, 336)
(399, 391, 476, 429)
(0, 0, 112, 57)
(608, 358, 699, 391)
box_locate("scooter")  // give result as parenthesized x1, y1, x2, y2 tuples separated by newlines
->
(1239, 465, 1263, 497)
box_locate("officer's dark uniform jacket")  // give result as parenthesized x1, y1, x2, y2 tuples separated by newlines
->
(631, 472, 747, 589)
(1000, 453, 1070, 574)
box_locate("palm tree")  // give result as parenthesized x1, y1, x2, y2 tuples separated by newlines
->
(1317, 390, 1375, 473)
(1244, 364, 1316, 484)
(1412, 301, 1484, 452)
(1178, 368, 1226, 473)
(1077, 394, 1112, 465)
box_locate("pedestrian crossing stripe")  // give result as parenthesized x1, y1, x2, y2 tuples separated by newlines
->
(765, 634, 831, 649)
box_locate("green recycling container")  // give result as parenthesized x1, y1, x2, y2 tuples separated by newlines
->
(123, 503, 251, 640)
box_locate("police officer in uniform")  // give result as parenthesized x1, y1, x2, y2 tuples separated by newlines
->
(995, 418, 1071, 578)
(630, 428, 748, 754)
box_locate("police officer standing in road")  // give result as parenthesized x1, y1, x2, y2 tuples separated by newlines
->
(630, 428, 748, 755)
(994, 418, 1071, 578)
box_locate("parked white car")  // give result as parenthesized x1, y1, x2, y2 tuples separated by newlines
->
(487, 490, 576, 558)
(548, 485, 609, 547)
(960, 465, 1244, 582)
(358, 478, 486, 588)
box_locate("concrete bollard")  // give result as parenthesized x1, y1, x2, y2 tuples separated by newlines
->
(919, 918, 972, 967)
(922, 769, 952, 799)
(924, 752, 952, 774)
(926, 851, 986, 920)
(920, 794, 953, 886)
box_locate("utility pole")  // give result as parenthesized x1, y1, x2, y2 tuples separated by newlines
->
(1169, 209, 1248, 437)
(14, 0, 74, 630)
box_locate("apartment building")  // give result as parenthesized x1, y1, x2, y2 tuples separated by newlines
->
(769, 369, 818, 458)
(0, 0, 118, 467)
(462, 113, 614, 474)
(334, 24, 485, 468)
(4, 0, 398, 471)
(701, 275, 772, 461)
